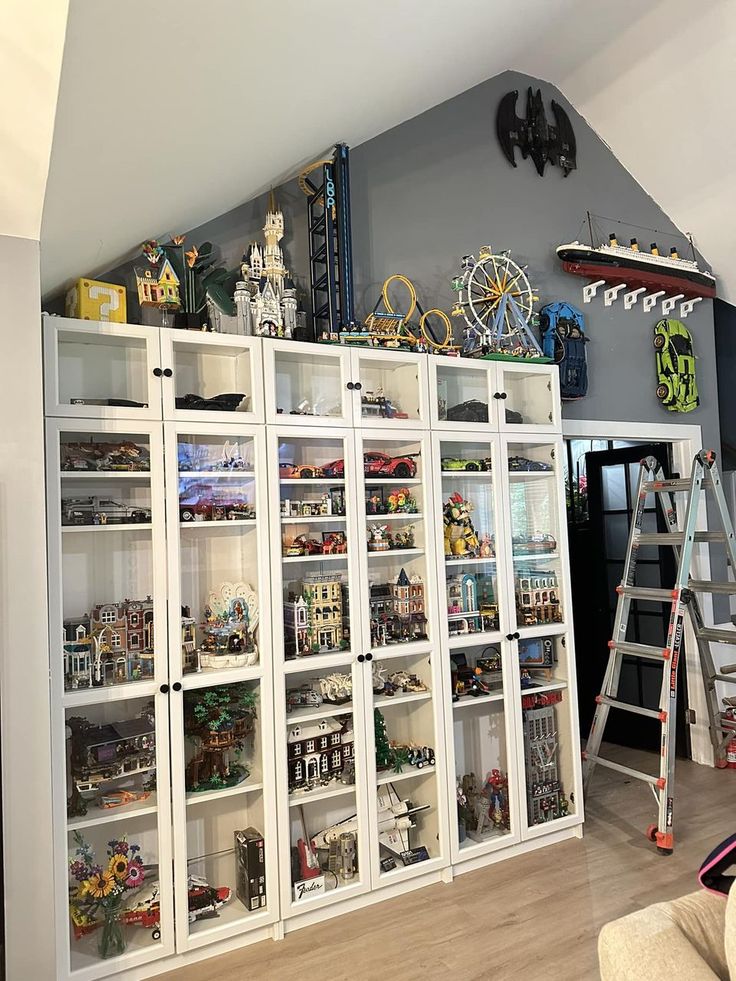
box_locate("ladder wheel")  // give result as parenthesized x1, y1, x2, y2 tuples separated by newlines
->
(715, 758, 729, 769)
(645, 823, 658, 843)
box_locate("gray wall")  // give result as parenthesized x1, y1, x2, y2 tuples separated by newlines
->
(80, 70, 720, 455)
(176, 70, 721, 454)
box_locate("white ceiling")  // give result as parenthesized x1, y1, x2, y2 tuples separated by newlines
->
(39, 0, 736, 302)
(0, 0, 68, 241)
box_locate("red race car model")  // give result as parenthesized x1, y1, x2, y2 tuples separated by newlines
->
(279, 463, 325, 479)
(323, 452, 418, 480)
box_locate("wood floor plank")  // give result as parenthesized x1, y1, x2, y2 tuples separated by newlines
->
(160, 744, 736, 981)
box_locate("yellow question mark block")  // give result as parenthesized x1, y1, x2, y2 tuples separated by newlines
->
(65, 278, 127, 323)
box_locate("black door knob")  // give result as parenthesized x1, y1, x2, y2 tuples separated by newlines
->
(513, 631, 520, 640)
(493, 392, 503, 400)
(153, 368, 163, 378)
(159, 683, 169, 694)
(354, 382, 363, 391)
(500, 392, 508, 400)
(163, 368, 173, 378)
(357, 654, 365, 663)
(506, 633, 514, 641)
(347, 381, 355, 391)
(172, 681, 182, 692)
(365, 652, 373, 661)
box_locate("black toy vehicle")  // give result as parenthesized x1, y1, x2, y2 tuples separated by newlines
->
(508, 456, 552, 472)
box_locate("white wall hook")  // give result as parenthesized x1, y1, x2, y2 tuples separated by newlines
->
(604, 284, 627, 307)
(583, 279, 606, 303)
(661, 294, 685, 316)
(643, 290, 665, 312)
(680, 297, 703, 318)
(624, 287, 646, 310)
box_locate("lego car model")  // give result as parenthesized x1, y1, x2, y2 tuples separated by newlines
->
(507, 456, 552, 472)
(440, 457, 492, 472)
(286, 685, 323, 712)
(279, 462, 325, 479)
(513, 533, 557, 555)
(363, 452, 418, 478)
(407, 746, 436, 768)
(62, 498, 152, 526)
(653, 318, 699, 413)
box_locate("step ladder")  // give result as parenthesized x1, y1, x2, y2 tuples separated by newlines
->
(582, 450, 736, 854)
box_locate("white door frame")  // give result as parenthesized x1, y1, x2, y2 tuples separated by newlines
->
(562, 419, 715, 766)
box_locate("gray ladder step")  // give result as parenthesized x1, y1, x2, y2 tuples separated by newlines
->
(617, 586, 676, 602)
(697, 628, 736, 646)
(715, 674, 736, 684)
(689, 580, 736, 594)
(643, 478, 696, 492)
(609, 641, 667, 660)
(583, 752, 662, 787)
(638, 531, 727, 546)
(596, 696, 664, 720)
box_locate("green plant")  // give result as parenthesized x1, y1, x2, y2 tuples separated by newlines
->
(165, 240, 238, 317)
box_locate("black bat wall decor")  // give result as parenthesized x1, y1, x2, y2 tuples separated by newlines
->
(496, 87, 577, 177)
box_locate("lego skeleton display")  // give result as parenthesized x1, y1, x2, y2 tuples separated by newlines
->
(184, 683, 257, 793)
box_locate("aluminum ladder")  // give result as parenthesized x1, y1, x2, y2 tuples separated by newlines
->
(582, 450, 736, 854)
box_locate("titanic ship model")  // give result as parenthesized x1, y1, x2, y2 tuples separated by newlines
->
(557, 222, 715, 300)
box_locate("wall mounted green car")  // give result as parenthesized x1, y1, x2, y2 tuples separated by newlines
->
(653, 318, 699, 413)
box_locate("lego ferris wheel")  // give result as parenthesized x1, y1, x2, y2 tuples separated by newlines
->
(452, 247, 542, 357)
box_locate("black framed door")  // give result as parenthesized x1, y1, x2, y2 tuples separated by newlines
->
(572, 443, 689, 755)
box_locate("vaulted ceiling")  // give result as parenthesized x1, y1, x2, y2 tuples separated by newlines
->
(20, 0, 736, 301)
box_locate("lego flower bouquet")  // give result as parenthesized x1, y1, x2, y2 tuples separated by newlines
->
(69, 832, 145, 959)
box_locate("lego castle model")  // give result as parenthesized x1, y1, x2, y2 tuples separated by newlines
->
(234, 193, 298, 339)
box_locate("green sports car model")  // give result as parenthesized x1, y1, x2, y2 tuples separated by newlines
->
(441, 457, 492, 472)
(654, 319, 699, 413)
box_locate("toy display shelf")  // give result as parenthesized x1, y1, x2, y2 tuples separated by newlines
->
(366, 547, 424, 559)
(370, 511, 423, 521)
(67, 793, 160, 832)
(445, 555, 497, 566)
(520, 679, 568, 697)
(285, 702, 354, 725)
(448, 630, 502, 650)
(508, 470, 555, 481)
(178, 470, 255, 478)
(281, 514, 347, 524)
(62, 679, 160, 709)
(185, 780, 264, 808)
(376, 765, 436, 786)
(282, 651, 355, 675)
(364, 477, 422, 486)
(60, 470, 151, 479)
(280, 478, 345, 485)
(287, 783, 356, 808)
(61, 523, 152, 533)
(453, 691, 505, 710)
(180, 664, 263, 692)
(282, 553, 348, 564)
(180, 519, 257, 529)
(373, 690, 431, 709)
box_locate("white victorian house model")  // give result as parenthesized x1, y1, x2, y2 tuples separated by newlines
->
(235, 193, 298, 338)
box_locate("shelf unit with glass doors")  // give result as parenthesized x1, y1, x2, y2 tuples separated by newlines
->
(267, 411, 450, 928)
(44, 318, 280, 978)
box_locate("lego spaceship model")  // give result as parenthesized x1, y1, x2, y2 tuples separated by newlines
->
(496, 87, 577, 177)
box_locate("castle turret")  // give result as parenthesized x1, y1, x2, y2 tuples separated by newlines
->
(234, 281, 252, 336)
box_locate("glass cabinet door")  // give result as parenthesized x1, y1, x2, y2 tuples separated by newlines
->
(268, 426, 372, 916)
(428, 357, 499, 431)
(430, 433, 519, 861)
(165, 423, 278, 947)
(263, 339, 352, 427)
(354, 430, 449, 884)
(159, 330, 264, 425)
(513, 631, 582, 835)
(47, 419, 175, 977)
(498, 362, 560, 431)
(350, 348, 429, 430)
(44, 315, 162, 421)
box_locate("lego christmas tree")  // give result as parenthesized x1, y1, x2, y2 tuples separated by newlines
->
(374, 708, 392, 770)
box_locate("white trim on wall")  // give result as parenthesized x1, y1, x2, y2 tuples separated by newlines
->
(562, 419, 716, 766)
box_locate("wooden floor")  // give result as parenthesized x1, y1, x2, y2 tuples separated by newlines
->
(162, 745, 736, 981)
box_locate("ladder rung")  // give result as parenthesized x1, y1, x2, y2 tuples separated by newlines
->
(689, 580, 736, 594)
(697, 628, 736, 646)
(609, 641, 667, 660)
(617, 586, 675, 602)
(643, 479, 694, 492)
(719, 715, 736, 730)
(597, 696, 663, 720)
(584, 753, 661, 786)
(637, 532, 726, 546)
(716, 673, 736, 683)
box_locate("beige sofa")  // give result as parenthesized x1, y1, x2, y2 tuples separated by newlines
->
(599, 886, 735, 980)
